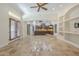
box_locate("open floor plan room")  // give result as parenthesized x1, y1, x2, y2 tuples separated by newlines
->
(0, 3, 79, 56)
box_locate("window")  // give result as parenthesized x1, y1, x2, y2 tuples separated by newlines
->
(9, 18, 21, 40)
(16, 21, 21, 37)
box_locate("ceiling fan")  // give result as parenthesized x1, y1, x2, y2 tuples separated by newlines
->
(30, 3, 48, 12)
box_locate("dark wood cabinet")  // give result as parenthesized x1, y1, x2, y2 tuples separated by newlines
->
(34, 31, 53, 35)
(34, 24, 53, 35)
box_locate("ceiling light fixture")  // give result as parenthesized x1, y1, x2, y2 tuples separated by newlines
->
(52, 8, 55, 11)
(59, 4, 63, 7)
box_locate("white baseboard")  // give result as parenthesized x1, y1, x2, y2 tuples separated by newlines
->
(56, 35, 79, 48)
(0, 43, 8, 49)
(60, 39, 79, 48)
(0, 37, 21, 49)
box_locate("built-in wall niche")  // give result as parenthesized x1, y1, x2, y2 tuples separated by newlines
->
(9, 18, 21, 40)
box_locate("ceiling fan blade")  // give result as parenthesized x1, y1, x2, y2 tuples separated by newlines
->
(41, 7, 48, 10)
(37, 7, 40, 12)
(41, 3, 48, 6)
(37, 3, 41, 7)
(30, 6, 38, 8)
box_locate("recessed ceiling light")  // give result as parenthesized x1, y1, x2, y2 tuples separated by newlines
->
(52, 8, 55, 11)
(59, 4, 63, 7)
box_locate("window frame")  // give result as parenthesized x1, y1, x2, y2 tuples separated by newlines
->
(9, 18, 21, 40)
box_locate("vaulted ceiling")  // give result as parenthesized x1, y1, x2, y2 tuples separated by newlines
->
(17, 3, 77, 15)
(10, 3, 78, 21)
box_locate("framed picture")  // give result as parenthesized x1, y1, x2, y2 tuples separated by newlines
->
(74, 23, 79, 28)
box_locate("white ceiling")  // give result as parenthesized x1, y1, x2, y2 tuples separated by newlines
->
(17, 3, 77, 15)
(14, 3, 78, 21)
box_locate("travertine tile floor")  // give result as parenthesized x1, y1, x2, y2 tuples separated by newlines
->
(0, 35, 79, 56)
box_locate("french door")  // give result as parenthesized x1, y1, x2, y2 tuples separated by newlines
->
(9, 18, 21, 40)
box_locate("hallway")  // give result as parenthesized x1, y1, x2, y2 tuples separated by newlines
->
(0, 35, 79, 56)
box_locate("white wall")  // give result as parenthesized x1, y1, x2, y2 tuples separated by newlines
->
(22, 21, 27, 38)
(64, 18, 79, 46)
(8, 4, 22, 20)
(0, 4, 9, 48)
(64, 4, 79, 46)
(0, 4, 22, 48)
